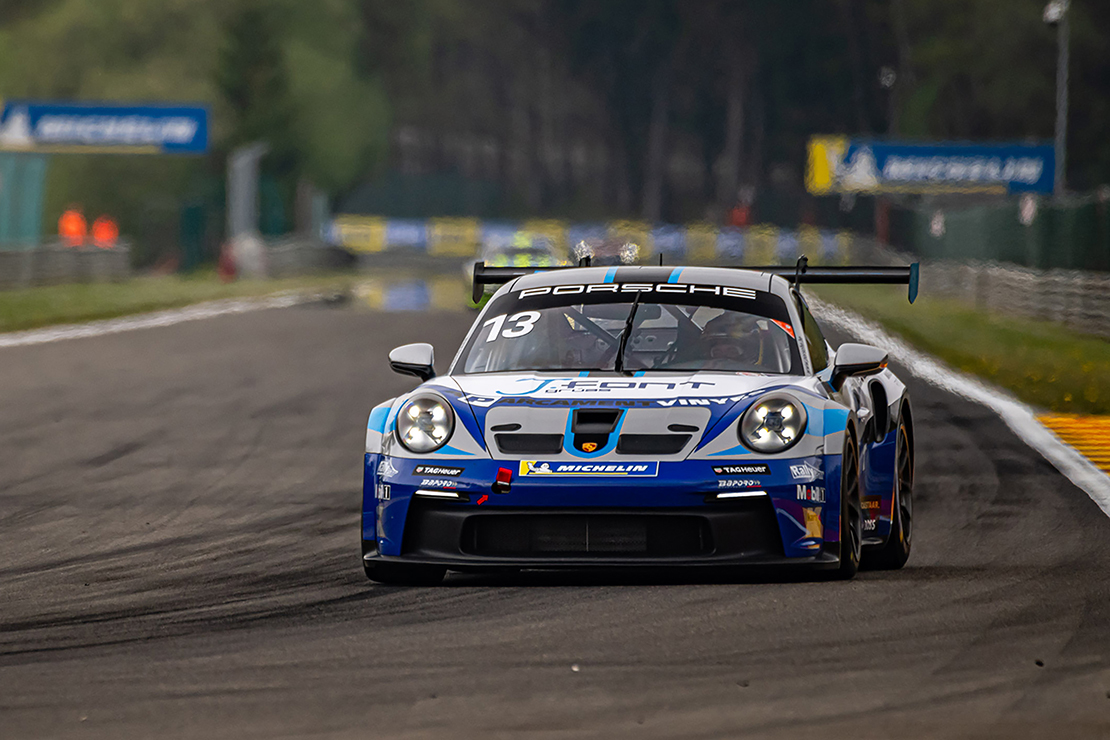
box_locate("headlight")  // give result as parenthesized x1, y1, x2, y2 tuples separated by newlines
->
(396, 395, 455, 453)
(739, 393, 808, 454)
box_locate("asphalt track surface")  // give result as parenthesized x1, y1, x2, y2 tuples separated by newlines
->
(2, 300, 1109, 739)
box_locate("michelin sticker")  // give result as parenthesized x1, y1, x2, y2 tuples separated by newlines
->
(519, 461, 659, 477)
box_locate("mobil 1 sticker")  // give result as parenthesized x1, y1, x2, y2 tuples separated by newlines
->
(413, 465, 464, 477)
(713, 463, 771, 476)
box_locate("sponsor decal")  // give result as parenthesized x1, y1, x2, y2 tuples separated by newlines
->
(862, 496, 882, 532)
(718, 479, 761, 489)
(494, 377, 717, 397)
(375, 483, 391, 501)
(518, 461, 659, 477)
(803, 507, 823, 538)
(420, 478, 457, 490)
(796, 485, 826, 503)
(713, 463, 771, 476)
(789, 461, 822, 482)
(377, 458, 399, 478)
(413, 465, 464, 477)
(771, 319, 796, 338)
(518, 283, 758, 300)
(460, 389, 754, 409)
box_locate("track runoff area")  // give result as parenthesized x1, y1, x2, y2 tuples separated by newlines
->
(1, 286, 1109, 737)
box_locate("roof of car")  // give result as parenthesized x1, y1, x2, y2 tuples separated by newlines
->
(507, 265, 785, 295)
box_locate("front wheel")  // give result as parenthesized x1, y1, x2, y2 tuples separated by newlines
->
(364, 561, 446, 586)
(863, 419, 913, 570)
(830, 432, 862, 580)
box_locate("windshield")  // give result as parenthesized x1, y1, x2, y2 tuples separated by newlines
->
(455, 285, 802, 375)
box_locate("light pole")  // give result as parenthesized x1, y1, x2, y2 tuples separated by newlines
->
(1044, 0, 1070, 196)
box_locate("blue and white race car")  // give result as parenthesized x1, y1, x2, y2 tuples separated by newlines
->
(362, 260, 919, 584)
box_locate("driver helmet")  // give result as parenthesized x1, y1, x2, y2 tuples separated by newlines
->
(701, 312, 762, 362)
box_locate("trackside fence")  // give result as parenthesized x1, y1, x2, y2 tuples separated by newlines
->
(853, 240, 1110, 340)
(920, 261, 1110, 340)
(0, 243, 131, 289)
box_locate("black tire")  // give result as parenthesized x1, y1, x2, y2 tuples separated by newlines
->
(863, 419, 913, 570)
(830, 431, 862, 580)
(364, 561, 446, 586)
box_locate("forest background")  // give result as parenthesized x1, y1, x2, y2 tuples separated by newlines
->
(1, 0, 1107, 263)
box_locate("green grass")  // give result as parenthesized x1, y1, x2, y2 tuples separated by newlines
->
(813, 285, 1110, 416)
(0, 271, 356, 334)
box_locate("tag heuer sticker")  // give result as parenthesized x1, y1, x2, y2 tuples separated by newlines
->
(413, 465, 464, 477)
(713, 463, 771, 476)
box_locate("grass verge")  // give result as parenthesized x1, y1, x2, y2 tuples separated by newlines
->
(0, 271, 355, 334)
(813, 284, 1110, 416)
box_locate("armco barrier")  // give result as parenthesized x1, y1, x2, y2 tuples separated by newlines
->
(852, 239, 1110, 340)
(922, 261, 1110, 340)
(0, 244, 131, 289)
(264, 237, 355, 278)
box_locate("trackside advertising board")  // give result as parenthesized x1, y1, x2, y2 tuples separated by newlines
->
(0, 100, 209, 154)
(807, 136, 1055, 195)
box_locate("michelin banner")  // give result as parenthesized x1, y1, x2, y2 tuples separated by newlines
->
(0, 100, 209, 154)
(807, 136, 1054, 195)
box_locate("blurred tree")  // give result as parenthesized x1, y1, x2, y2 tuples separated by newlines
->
(3, 0, 1110, 243)
(215, 5, 297, 169)
(894, 0, 1110, 188)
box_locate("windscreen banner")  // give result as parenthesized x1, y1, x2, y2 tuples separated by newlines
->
(806, 136, 1055, 195)
(0, 100, 209, 154)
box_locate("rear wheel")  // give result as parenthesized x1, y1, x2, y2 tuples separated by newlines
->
(364, 561, 446, 586)
(864, 419, 913, 570)
(831, 432, 862, 580)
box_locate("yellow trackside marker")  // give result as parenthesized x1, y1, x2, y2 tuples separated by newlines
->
(1038, 414, 1110, 475)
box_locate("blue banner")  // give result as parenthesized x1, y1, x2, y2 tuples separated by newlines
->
(0, 100, 209, 154)
(808, 137, 1055, 194)
(384, 219, 427, 250)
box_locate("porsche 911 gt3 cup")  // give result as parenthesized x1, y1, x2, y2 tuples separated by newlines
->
(362, 259, 919, 584)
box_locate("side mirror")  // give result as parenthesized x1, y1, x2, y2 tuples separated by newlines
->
(830, 343, 888, 391)
(389, 343, 436, 381)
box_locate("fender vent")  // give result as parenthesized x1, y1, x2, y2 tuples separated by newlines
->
(616, 434, 691, 455)
(495, 433, 564, 455)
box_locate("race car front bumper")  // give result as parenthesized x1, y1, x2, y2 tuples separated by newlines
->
(362, 497, 839, 569)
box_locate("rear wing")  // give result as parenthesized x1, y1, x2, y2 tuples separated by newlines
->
(471, 257, 919, 304)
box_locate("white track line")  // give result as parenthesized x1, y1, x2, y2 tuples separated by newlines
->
(0, 293, 308, 349)
(809, 295, 1110, 518)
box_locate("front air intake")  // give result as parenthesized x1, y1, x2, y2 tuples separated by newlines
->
(462, 514, 712, 557)
(616, 434, 691, 455)
(495, 433, 564, 455)
(572, 408, 621, 433)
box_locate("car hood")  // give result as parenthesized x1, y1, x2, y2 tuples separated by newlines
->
(427, 372, 818, 461)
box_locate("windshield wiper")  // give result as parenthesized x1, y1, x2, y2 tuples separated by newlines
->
(613, 291, 642, 375)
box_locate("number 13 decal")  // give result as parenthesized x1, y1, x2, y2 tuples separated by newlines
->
(482, 312, 541, 341)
